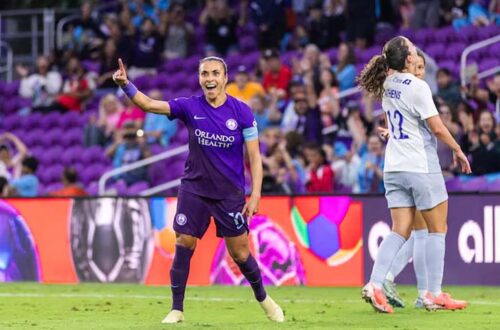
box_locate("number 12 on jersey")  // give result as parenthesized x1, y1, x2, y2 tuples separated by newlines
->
(387, 110, 409, 140)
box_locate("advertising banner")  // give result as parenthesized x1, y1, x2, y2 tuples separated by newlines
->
(360, 194, 500, 285)
(0, 196, 364, 286)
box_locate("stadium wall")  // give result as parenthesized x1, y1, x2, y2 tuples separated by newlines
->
(0, 194, 498, 286)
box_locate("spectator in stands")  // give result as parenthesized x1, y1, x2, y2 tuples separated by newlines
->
(84, 93, 123, 147)
(289, 91, 323, 144)
(306, 1, 345, 49)
(35, 57, 93, 113)
(0, 133, 28, 180)
(332, 42, 357, 91)
(107, 16, 133, 63)
(304, 143, 334, 192)
(436, 68, 462, 109)
(466, 73, 500, 120)
(345, 0, 376, 49)
(0, 177, 8, 197)
(466, 110, 500, 174)
(260, 126, 282, 156)
(261, 142, 299, 194)
(262, 49, 293, 98)
(249, 93, 281, 131)
(399, 0, 415, 29)
(411, 0, 440, 29)
(96, 39, 120, 91)
(48, 167, 87, 197)
(129, 17, 163, 79)
(311, 67, 340, 131)
(129, 0, 160, 28)
(490, 0, 500, 25)
(226, 65, 266, 104)
(250, 0, 286, 49)
(68, 0, 104, 59)
(17, 55, 62, 112)
(143, 90, 177, 146)
(8, 156, 39, 197)
(357, 134, 385, 193)
(200, 0, 239, 56)
(106, 122, 151, 185)
(330, 141, 361, 191)
(160, 3, 194, 59)
(117, 94, 146, 129)
(439, 102, 463, 169)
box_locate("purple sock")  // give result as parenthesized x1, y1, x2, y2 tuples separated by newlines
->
(170, 245, 194, 311)
(236, 254, 267, 302)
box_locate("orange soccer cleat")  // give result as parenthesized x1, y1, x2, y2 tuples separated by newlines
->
(424, 292, 468, 311)
(362, 283, 394, 314)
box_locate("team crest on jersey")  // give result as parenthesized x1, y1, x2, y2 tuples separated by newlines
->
(226, 119, 238, 130)
(176, 213, 187, 226)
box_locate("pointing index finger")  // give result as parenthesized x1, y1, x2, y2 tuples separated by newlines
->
(118, 58, 125, 71)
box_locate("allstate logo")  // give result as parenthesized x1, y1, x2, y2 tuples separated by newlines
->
(226, 119, 238, 130)
(176, 213, 187, 226)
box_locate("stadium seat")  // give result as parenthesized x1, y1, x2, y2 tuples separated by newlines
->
(39, 146, 64, 165)
(42, 128, 64, 148)
(126, 181, 150, 195)
(38, 164, 64, 184)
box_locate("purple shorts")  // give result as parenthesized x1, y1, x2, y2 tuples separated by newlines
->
(173, 189, 248, 238)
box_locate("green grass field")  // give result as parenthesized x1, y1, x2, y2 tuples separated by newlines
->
(0, 283, 499, 329)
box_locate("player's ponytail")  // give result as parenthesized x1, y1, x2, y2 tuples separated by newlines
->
(357, 36, 410, 100)
(357, 54, 388, 100)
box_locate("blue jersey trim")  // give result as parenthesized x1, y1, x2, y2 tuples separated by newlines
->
(243, 126, 258, 141)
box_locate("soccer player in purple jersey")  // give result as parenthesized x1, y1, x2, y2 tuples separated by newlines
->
(113, 57, 284, 324)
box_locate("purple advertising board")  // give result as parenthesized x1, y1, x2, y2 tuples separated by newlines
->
(357, 194, 500, 285)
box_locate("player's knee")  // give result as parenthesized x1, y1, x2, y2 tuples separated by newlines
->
(175, 234, 197, 250)
(228, 249, 250, 264)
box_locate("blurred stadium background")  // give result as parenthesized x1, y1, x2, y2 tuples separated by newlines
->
(0, 0, 499, 328)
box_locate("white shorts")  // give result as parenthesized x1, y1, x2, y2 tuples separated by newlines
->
(384, 172, 448, 211)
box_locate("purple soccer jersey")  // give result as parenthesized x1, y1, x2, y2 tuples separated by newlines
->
(168, 94, 258, 200)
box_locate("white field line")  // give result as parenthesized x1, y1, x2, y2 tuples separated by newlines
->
(0, 293, 499, 306)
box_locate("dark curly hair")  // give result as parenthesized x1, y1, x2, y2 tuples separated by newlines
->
(357, 36, 411, 99)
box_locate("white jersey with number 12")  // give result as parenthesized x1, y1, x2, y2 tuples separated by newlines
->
(382, 72, 441, 173)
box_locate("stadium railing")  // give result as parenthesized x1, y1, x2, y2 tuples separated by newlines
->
(97, 144, 189, 196)
(0, 41, 13, 82)
(460, 34, 500, 87)
(0, 8, 60, 67)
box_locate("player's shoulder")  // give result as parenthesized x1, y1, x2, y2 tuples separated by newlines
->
(227, 94, 251, 110)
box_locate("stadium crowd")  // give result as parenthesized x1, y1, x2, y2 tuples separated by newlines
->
(0, 0, 499, 197)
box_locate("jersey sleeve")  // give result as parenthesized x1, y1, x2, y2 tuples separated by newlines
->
(413, 81, 439, 120)
(167, 97, 189, 122)
(239, 102, 258, 141)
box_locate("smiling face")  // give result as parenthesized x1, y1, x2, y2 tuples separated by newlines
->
(199, 60, 228, 103)
(415, 55, 425, 79)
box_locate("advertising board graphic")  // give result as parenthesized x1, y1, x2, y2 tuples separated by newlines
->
(360, 195, 500, 285)
(0, 196, 364, 286)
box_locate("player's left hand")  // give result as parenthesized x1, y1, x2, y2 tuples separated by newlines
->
(453, 149, 472, 174)
(242, 195, 260, 222)
(377, 126, 390, 141)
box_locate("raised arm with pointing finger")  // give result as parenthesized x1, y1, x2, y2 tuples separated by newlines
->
(112, 58, 171, 115)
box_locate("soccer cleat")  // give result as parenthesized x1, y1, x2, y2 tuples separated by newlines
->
(414, 296, 425, 309)
(259, 295, 285, 322)
(362, 283, 394, 314)
(382, 279, 405, 308)
(161, 310, 185, 324)
(423, 292, 468, 311)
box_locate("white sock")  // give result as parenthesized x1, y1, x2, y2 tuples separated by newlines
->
(412, 229, 428, 296)
(426, 233, 446, 296)
(386, 272, 395, 282)
(387, 232, 414, 280)
(370, 232, 406, 287)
